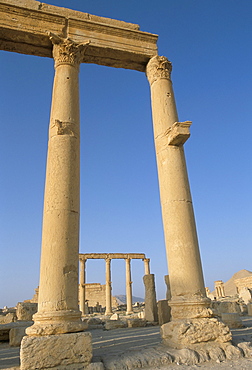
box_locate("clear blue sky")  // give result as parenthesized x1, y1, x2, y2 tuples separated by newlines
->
(1, 0, 252, 308)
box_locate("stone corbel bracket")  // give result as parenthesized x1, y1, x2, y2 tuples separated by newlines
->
(167, 121, 192, 146)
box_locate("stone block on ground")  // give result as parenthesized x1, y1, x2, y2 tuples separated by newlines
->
(211, 301, 241, 316)
(104, 320, 126, 330)
(16, 302, 37, 321)
(110, 313, 120, 320)
(127, 318, 146, 328)
(221, 313, 243, 328)
(157, 299, 171, 326)
(161, 317, 232, 348)
(0, 313, 16, 324)
(0, 321, 33, 342)
(86, 317, 103, 329)
(138, 311, 145, 319)
(9, 326, 27, 346)
(247, 303, 252, 316)
(20, 331, 92, 370)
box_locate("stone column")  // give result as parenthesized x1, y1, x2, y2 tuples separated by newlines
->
(143, 274, 158, 322)
(144, 258, 150, 275)
(146, 55, 231, 347)
(105, 258, 113, 315)
(164, 275, 171, 301)
(79, 259, 86, 315)
(125, 258, 133, 314)
(215, 280, 225, 298)
(26, 37, 89, 336)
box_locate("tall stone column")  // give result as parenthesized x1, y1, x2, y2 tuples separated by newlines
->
(125, 258, 133, 314)
(105, 258, 113, 315)
(79, 259, 86, 315)
(26, 37, 88, 336)
(144, 258, 150, 275)
(146, 55, 231, 347)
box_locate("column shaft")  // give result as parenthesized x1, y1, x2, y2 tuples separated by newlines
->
(105, 258, 112, 315)
(125, 258, 133, 314)
(79, 259, 86, 315)
(146, 56, 209, 319)
(27, 39, 87, 336)
(144, 258, 150, 275)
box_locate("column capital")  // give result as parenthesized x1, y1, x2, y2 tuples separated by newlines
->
(49, 33, 90, 68)
(146, 55, 172, 85)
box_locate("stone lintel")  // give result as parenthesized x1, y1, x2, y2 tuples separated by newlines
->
(79, 253, 146, 260)
(0, 0, 158, 71)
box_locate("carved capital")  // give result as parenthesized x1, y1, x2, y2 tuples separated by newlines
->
(146, 55, 172, 85)
(49, 33, 90, 68)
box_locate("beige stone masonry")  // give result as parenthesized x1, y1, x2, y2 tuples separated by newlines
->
(0, 0, 158, 70)
(80, 253, 146, 260)
(26, 37, 86, 337)
(79, 253, 150, 316)
(1, 0, 232, 359)
(125, 258, 133, 315)
(105, 258, 113, 315)
(146, 55, 208, 317)
(144, 258, 150, 275)
(20, 332, 92, 369)
(146, 55, 231, 346)
(79, 259, 86, 315)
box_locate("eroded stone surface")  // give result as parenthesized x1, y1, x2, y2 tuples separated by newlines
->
(221, 313, 244, 329)
(143, 274, 158, 322)
(20, 332, 92, 370)
(16, 302, 37, 321)
(161, 318, 232, 348)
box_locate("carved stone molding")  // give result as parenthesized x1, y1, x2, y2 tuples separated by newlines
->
(146, 55, 172, 85)
(49, 34, 90, 68)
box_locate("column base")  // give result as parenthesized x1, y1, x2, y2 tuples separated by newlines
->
(20, 331, 92, 370)
(161, 317, 232, 349)
(169, 296, 212, 319)
(126, 311, 133, 315)
(26, 310, 87, 336)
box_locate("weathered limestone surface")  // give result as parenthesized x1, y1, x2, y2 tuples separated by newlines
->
(146, 54, 232, 346)
(211, 301, 241, 316)
(9, 326, 27, 346)
(80, 253, 146, 260)
(20, 332, 92, 370)
(164, 275, 171, 300)
(104, 320, 127, 330)
(127, 318, 147, 328)
(79, 259, 86, 315)
(157, 299, 171, 326)
(0, 321, 32, 342)
(16, 302, 37, 321)
(248, 303, 252, 316)
(125, 258, 133, 315)
(105, 258, 112, 315)
(161, 318, 232, 348)
(0, 0, 158, 70)
(0, 312, 16, 324)
(26, 37, 86, 337)
(143, 274, 158, 322)
(239, 287, 252, 304)
(221, 313, 243, 329)
(82, 283, 117, 309)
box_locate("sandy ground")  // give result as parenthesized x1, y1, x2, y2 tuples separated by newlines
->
(1, 317, 252, 369)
